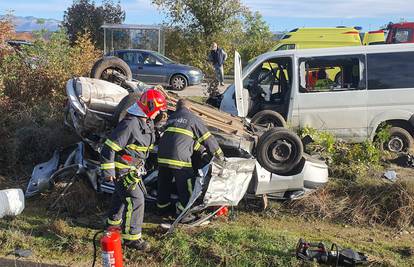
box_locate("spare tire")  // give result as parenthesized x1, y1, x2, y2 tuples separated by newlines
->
(251, 110, 287, 128)
(112, 92, 141, 125)
(90, 56, 132, 83)
(256, 128, 303, 174)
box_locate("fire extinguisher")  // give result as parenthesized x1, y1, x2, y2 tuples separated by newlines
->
(92, 227, 123, 267)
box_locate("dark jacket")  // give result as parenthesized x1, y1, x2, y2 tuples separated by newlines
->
(208, 48, 227, 66)
(157, 107, 223, 169)
(100, 114, 155, 178)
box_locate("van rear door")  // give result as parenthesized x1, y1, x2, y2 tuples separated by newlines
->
(296, 54, 367, 141)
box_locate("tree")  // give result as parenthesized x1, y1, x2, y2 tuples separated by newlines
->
(239, 11, 275, 61)
(153, 0, 274, 74)
(62, 0, 125, 48)
(153, 0, 246, 36)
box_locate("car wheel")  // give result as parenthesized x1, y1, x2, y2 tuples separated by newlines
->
(251, 110, 287, 128)
(170, 74, 187, 91)
(90, 56, 132, 84)
(256, 128, 303, 174)
(382, 127, 414, 153)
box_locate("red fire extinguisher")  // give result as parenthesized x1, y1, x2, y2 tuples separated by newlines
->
(93, 227, 123, 267)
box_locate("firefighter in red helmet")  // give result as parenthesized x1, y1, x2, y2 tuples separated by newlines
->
(100, 89, 167, 250)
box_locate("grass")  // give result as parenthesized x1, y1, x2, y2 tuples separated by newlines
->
(0, 195, 413, 267)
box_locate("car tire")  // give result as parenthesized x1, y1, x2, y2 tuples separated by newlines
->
(170, 74, 187, 91)
(382, 127, 414, 153)
(251, 110, 287, 128)
(90, 56, 132, 83)
(256, 128, 303, 174)
(112, 92, 141, 125)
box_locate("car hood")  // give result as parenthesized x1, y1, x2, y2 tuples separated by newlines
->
(169, 63, 201, 72)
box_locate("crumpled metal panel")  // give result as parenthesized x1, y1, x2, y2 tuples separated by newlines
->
(25, 150, 60, 198)
(203, 158, 256, 206)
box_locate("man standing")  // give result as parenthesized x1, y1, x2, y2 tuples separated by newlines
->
(208, 42, 227, 86)
(100, 89, 167, 250)
(157, 99, 223, 217)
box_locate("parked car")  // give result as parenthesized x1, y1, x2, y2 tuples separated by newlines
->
(107, 49, 204, 91)
(217, 44, 414, 153)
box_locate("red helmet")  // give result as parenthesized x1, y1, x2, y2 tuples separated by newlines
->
(138, 89, 167, 118)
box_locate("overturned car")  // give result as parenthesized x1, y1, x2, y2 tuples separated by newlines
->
(26, 56, 329, 226)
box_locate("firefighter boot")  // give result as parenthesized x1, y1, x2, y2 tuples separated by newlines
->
(124, 239, 150, 251)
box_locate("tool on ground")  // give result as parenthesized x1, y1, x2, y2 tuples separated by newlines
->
(93, 227, 123, 267)
(215, 206, 228, 217)
(296, 238, 368, 266)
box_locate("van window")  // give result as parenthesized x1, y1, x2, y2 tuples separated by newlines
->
(298, 55, 366, 93)
(367, 52, 414, 90)
(393, 29, 412, 43)
(276, 44, 295, 51)
(242, 57, 292, 115)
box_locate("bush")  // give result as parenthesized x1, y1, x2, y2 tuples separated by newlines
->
(0, 102, 79, 175)
(299, 126, 384, 180)
(0, 30, 100, 175)
(0, 14, 14, 62)
(290, 178, 414, 229)
(1, 30, 101, 109)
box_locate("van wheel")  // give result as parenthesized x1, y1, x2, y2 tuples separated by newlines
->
(382, 127, 414, 153)
(256, 128, 303, 174)
(251, 110, 287, 128)
(112, 92, 141, 125)
(90, 56, 132, 84)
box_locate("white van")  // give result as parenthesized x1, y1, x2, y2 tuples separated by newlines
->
(219, 43, 414, 152)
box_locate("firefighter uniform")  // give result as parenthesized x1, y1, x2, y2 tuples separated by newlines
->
(157, 106, 223, 212)
(100, 114, 155, 241)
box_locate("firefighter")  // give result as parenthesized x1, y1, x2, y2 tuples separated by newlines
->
(157, 99, 224, 218)
(100, 89, 167, 250)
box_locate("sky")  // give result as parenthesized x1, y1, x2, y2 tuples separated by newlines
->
(1, 0, 414, 32)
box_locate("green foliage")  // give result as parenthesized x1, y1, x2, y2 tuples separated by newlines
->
(1, 29, 100, 108)
(299, 126, 385, 180)
(0, 30, 99, 174)
(159, 226, 300, 266)
(62, 0, 125, 48)
(153, 0, 246, 36)
(238, 11, 276, 62)
(154, 0, 275, 74)
(375, 122, 392, 145)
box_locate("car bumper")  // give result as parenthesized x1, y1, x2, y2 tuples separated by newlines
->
(188, 73, 204, 85)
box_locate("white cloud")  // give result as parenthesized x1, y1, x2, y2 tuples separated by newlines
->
(243, 0, 414, 18)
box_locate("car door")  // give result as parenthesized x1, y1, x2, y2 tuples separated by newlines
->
(296, 54, 367, 142)
(137, 52, 167, 84)
(234, 51, 249, 117)
(116, 51, 139, 79)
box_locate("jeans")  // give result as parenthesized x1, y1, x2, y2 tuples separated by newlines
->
(214, 64, 224, 83)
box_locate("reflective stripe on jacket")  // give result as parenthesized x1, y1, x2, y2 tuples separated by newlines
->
(100, 114, 155, 178)
(157, 107, 222, 169)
